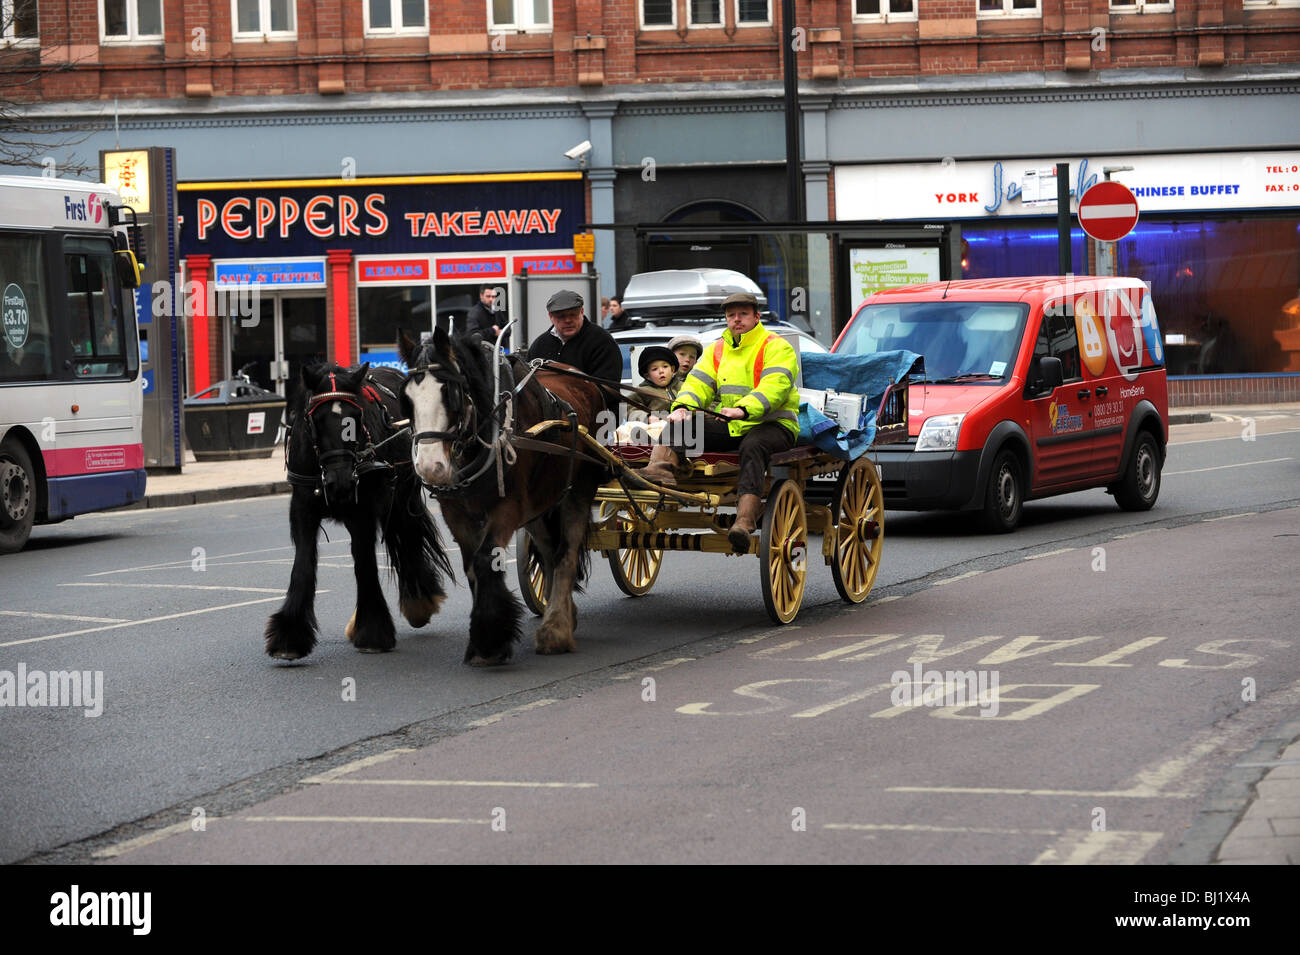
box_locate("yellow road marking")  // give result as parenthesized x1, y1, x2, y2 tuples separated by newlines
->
(300, 748, 417, 785)
(320, 779, 598, 788)
(92, 819, 215, 859)
(932, 571, 982, 586)
(1032, 830, 1164, 864)
(1024, 547, 1075, 560)
(1201, 511, 1259, 521)
(886, 786, 1192, 798)
(826, 823, 1064, 835)
(467, 698, 559, 727)
(613, 657, 696, 680)
(241, 815, 491, 825)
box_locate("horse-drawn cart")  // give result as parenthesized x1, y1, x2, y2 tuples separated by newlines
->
(516, 363, 914, 625)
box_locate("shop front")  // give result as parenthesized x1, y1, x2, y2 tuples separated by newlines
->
(178, 172, 586, 394)
(835, 151, 1300, 405)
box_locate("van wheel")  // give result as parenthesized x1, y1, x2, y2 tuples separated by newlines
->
(980, 449, 1023, 533)
(0, 440, 36, 555)
(1114, 431, 1161, 511)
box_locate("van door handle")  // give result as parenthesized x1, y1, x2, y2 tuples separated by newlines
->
(1077, 388, 1091, 400)
(1095, 386, 1109, 397)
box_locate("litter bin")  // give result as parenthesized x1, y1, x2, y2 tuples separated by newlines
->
(183, 377, 286, 461)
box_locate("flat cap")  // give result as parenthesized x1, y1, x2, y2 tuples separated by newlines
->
(721, 291, 759, 309)
(546, 289, 584, 313)
(668, 335, 704, 358)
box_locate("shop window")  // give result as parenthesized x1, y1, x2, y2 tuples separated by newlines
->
(101, 0, 162, 43)
(489, 0, 552, 33)
(2, 0, 38, 44)
(689, 0, 722, 27)
(358, 286, 431, 363)
(1109, 0, 1173, 12)
(1243, 0, 1300, 7)
(365, 0, 427, 35)
(976, 0, 1040, 17)
(737, 0, 772, 25)
(232, 0, 296, 40)
(852, 0, 917, 22)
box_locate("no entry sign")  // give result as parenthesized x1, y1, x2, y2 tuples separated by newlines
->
(1078, 181, 1140, 242)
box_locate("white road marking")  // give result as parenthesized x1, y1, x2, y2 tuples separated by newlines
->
(613, 657, 696, 680)
(886, 786, 1192, 798)
(92, 819, 213, 859)
(826, 822, 1064, 836)
(932, 570, 982, 586)
(300, 748, 417, 785)
(0, 610, 127, 623)
(0, 596, 286, 648)
(467, 698, 559, 727)
(1024, 547, 1075, 560)
(320, 779, 599, 788)
(1171, 427, 1300, 447)
(62, 582, 288, 593)
(241, 815, 490, 825)
(1167, 458, 1290, 476)
(1032, 830, 1164, 865)
(85, 545, 297, 576)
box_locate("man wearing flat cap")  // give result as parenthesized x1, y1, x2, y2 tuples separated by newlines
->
(642, 291, 800, 554)
(527, 288, 623, 409)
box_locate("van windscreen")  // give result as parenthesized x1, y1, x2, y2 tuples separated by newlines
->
(841, 301, 1030, 382)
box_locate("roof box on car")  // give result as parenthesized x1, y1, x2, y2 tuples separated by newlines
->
(621, 268, 769, 312)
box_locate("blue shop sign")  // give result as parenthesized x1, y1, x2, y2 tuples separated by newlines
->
(214, 260, 326, 287)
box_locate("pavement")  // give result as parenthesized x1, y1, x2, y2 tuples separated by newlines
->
(113, 400, 1299, 864)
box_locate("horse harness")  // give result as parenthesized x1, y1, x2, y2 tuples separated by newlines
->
(287, 369, 411, 500)
(407, 346, 605, 499)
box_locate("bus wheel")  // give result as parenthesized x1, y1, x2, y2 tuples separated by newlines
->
(0, 440, 36, 555)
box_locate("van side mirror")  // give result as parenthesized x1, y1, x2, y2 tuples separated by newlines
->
(1038, 356, 1064, 392)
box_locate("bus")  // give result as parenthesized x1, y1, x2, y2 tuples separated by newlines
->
(1, 175, 145, 554)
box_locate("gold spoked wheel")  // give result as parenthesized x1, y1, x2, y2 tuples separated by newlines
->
(514, 527, 549, 616)
(831, 456, 885, 604)
(599, 502, 663, 597)
(759, 479, 808, 625)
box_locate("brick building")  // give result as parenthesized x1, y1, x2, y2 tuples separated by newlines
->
(3, 1, 1299, 403)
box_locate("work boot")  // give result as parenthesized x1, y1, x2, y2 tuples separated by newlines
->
(729, 493, 762, 554)
(641, 445, 681, 487)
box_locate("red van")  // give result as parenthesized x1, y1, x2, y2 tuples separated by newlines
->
(832, 277, 1169, 532)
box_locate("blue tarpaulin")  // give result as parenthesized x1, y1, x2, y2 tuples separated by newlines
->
(796, 350, 921, 460)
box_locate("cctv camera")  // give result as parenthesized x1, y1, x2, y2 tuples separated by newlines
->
(564, 141, 593, 161)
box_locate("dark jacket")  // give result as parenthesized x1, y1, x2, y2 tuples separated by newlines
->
(527, 319, 623, 410)
(464, 302, 507, 345)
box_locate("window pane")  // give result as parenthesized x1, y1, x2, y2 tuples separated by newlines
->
(855, 0, 880, 14)
(369, 0, 392, 28)
(642, 0, 673, 26)
(978, 0, 1003, 9)
(691, 0, 721, 22)
(737, 0, 769, 22)
(104, 0, 128, 35)
(532, 0, 549, 26)
(492, 0, 513, 27)
(270, 0, 293, 32)
(137, 0, 162, 35)
(0, 235, 52, 383)
(401, 0, 425, 27)
(14, 0, 39, 37)
(1012, 0, 1037, 8)
(889, 0, 914, 13)
(236, 0, 259, 32)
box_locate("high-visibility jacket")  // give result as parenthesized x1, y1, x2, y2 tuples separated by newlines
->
(671, 322, 800, 438)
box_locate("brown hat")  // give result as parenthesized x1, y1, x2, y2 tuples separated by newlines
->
(721, 291, 759, 309)
(668, 335, 704, 359)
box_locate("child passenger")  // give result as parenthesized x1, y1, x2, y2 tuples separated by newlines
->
(668, 335, 703, 392)
(636, 346, 679, 413)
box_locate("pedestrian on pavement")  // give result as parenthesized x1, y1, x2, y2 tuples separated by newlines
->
(606, 298, 631, 331)
(464, 284, 508, 346)
(527, 288, 624, 410)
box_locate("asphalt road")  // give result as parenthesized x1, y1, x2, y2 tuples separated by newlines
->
(2, 412, 1297, 863)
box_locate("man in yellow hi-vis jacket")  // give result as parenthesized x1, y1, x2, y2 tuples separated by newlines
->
(641, 292, 800, 554)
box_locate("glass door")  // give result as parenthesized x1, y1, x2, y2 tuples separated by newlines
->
(278, 296, 327, 397)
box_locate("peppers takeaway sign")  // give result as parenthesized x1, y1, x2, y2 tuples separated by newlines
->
(177, 174, 585, 259)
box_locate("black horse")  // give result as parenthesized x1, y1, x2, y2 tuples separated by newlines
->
(264, 362, 451, 660)
(398, 328, 606, 665)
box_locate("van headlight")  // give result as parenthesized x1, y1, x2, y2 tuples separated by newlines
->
(916, 413, 964, 452)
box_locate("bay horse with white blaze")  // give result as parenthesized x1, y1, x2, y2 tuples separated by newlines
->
(398, 328, 606, 665)
(265, 362, 451, 660)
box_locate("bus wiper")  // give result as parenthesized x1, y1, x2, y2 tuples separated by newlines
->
(930, 373, 1003, 383)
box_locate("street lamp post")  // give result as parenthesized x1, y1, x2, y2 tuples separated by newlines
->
(782, 0, 803, 223)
